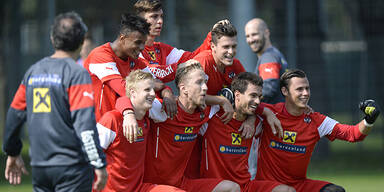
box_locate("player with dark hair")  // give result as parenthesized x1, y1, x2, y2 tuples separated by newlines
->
(256, 69, 380, 192)
(132, 0, 212, 120)
(96, 70, 184, 192)
(200, 72, 295, 192)
(187, 20, 283, 179)
(3, 11, 108, 191)
(84, 13, 178, 143)
(134, 0, 211, 67)
(245, 18, 288, 104)
(144, 60, 241, 192)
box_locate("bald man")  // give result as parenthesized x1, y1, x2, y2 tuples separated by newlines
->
(245, 18, 288, 104)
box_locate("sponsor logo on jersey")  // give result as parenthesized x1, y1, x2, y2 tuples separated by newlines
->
(283, 131, 297, 144)
(136, 127, 144, 142)
(228, 72, 236, 79)
(28, 74, 62, 86)
(83, 91, 94, 100)
(185, 126, 194, 133)
(174, 133, 197, 142)
(304, 116, 311, 123)
(150, 65, 174, 78)
(137, 127, 143, 136)
(200, 112, 205, 120)
(270, 140, 306, 154)
(155, 48, 160, 54)
(130, 61, 135, 68)
(148, 51, 156, 61)
(219, 145, 247, 154)
(106, 67, 113, 70)
(264, 68, 273, 73)
(33, 88, 51, 113)
(231, 133, 242, 145)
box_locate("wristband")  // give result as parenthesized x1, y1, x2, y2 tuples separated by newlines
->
(123, 110, 134, 116)
(364, 119, 374, 127)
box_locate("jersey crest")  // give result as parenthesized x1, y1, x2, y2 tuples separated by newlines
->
(130, 61, 135, 68)
(283, 131, 297, 144)
(33, 88, 51, 113)
(228, 71, 236, 79)
(200, 112, 205, 120)
(304, 116, 311, 123)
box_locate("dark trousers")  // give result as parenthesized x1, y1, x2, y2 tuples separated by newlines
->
(32, 164, 93, 192)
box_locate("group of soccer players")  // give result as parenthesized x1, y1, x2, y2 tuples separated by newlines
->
(4, 0, 381, 192)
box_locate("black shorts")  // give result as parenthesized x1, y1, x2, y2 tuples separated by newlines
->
(32, 164, 93, 192)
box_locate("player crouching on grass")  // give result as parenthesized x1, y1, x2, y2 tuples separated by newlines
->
(96, 70, 184, 192)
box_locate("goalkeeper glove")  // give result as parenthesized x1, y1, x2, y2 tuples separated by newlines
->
(217, 87, 234, 104)
(359, 99, 380, 125)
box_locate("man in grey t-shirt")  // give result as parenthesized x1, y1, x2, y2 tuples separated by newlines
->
(245, 18, 288, 104)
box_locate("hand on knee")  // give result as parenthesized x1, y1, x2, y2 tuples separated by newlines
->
(272, 184, 296, 192)
(212, 180, 241, 192)
(320, 184, 345, 192)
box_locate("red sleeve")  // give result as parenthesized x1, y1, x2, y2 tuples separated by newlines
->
(193, 51, 211, 72)
(10, 84, 26, 110)
(115, 96, 134, 114)
(68, 84, 94, 111)
(259, 62, 281, 80)
(326, 123, 367, 142)
(233, 59, 246, 74)
(106, 79, 126, 97)
(98, 111, 120, 133)
(85, 47, 122, 83)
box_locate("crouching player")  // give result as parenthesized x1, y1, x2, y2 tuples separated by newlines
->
(96, 70, 184, 192)
(200, 72, 295, 192)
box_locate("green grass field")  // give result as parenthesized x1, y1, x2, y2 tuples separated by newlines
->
(1, 130, 383, 192)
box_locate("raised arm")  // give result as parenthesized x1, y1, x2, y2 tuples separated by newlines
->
(327, 99, 380, 141)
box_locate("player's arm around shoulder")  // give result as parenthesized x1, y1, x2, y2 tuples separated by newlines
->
(149, 98, 168, 123)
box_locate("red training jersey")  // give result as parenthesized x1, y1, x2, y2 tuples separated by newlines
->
(256, 103, 367, 185)
(200, 106, 263, 189)
(193, 50, 246, 95)
(144, 101, 211, 187)
(139, 32, 212, 66)
(84, 43, 176, 120)
(96, 110, 154, 192)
